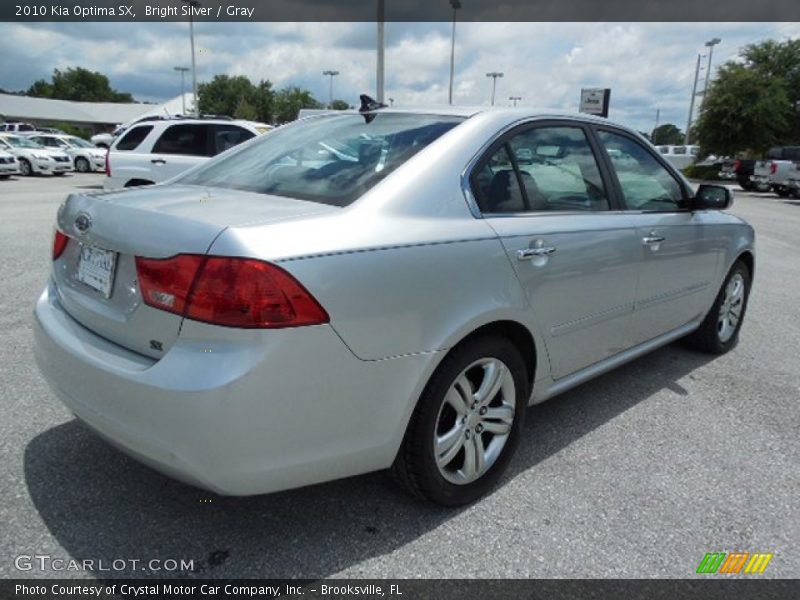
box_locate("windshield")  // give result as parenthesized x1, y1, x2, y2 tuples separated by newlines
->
(179, 113, 465, 207)
(66, 137, 95, 148)
(3, 136, 43, 149)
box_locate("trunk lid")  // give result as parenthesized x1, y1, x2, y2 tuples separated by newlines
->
(53, 184, 336, 358)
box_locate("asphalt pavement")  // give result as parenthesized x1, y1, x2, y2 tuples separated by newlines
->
(0, 173, 797, 579)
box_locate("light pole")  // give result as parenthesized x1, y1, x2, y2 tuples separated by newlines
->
(388, 97, 395, 106)
(702, 37, 721, 107)
(448, 0, 461, 105)
(323, 70, 339, 109)
(652, 107, 660, 143)
(174, 66, 189, 114)
(376, 0, 385, 103)
(509, 95, 521, 107)
(181, 0, 201, 116)
(486, 72, 503, 106)
(685, 53, 704, 145)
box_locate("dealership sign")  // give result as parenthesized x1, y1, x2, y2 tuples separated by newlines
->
(579, 88, 611, 118)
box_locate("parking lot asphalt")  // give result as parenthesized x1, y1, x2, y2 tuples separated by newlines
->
(0, 173, 797, 580)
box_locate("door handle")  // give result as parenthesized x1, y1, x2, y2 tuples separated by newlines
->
(517, 246, 557, 260)
(151, 159, 167, 165)
(642, 236, 666, 245)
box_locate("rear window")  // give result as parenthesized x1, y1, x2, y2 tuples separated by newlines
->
(115, 125, 153, 151)
(179, 113, 464, 207)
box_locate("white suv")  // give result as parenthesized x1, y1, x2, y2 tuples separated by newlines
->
(104, 118, 271, 189)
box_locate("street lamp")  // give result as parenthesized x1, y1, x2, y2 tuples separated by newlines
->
(685, 52, 706, 145)
(448, 0, 461, 105)
(388, 97, 395, 106)
(181, 0, 201, 116)
(509, 95, 521, 107)
(323, 70, 340, 109)
(702, 37, 721, 106)
(486, 72, 503, 106)
(174, 66, 189, 114)
(376, 0, 385, 103)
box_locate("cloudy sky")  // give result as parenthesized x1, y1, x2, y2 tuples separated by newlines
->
(1, 21, 798, 132)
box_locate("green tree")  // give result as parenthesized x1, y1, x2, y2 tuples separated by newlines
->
(651, 123, 684, 145)
(330, 99, 350, 110)
(198, 74, 274, 122)
(27, 67, 133, 102)
(695, 38, 800, 156)
(273, 87, 323, 123)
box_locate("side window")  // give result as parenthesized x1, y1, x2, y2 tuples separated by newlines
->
(152, 124, 212, 156)
(471, 125, 609, 213)
(598, 130, 685, 211)
(214, 125, 255, 155)
(19, 124, 34, 132)
(115, 126, 154, 151)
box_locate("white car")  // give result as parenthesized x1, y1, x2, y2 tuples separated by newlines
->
(29, 134, 107, 173)
(0, 150, 19, 178)
(655, 145, 700, 170)
(91, 127, 122, 149)
(0, 135, 74, 176)
(0, 122, 37, 134)
(104, 118, 272, 189)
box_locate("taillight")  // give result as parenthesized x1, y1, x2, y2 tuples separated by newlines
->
(104, 150, 110, 177)
(770, 161, 778, 175)
(53, 230, 69, 260)
(135, 255, 329, 329)
(733, 159, 741, 172)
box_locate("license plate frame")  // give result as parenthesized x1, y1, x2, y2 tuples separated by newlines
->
(76, 244, 117, 298)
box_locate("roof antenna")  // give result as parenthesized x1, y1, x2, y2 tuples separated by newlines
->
(359, 94, 387, 123)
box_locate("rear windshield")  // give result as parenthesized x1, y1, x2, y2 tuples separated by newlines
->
(179, 113, 465, 207)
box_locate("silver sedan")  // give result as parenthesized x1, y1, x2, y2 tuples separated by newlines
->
(34, 103, 754, 505)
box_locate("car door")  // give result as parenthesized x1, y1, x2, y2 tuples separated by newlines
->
(149, 123, 213, 182)
(473, 121, 642, 380)
(594, 128, 721, 346)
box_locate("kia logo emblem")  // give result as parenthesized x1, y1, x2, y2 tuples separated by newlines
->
(74, 213, 92, 234)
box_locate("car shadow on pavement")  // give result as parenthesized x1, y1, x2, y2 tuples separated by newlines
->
(24, 344, 714, 579)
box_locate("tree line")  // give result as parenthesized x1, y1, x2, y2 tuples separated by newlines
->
(9, 67, 346, 124)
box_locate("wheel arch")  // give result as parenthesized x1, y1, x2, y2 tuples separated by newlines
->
(736, 250, 755, 281)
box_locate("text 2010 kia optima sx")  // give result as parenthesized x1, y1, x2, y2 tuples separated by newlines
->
(34, 103, 754, 505)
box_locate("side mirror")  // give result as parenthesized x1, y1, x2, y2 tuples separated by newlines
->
(692, 184, 733, 210)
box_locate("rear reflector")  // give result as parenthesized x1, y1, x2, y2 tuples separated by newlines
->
(53, 230, 69, 260)
(104, 150, 110, 177)
(135, 255, 329, 329)
(770, 161, 778, 175)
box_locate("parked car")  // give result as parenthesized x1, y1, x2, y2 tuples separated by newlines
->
(718, 158, 765, 192)
(91, 126, 123, 149)
(34, 105, 754, 506)
(655, 144, 700, 170)
(0, 150, 19, 179)
(104, 117, 272, 189)
(752, 146, 800, 197)
(29, 134, 107, 173)
(0, 121, 37, 134)
(0, 134, 73, 176)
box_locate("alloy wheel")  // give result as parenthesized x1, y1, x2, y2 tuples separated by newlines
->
(717, 272, 745, 343)
(433, 357, 516, 485)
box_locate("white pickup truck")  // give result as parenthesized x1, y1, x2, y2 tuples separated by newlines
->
(751, 146, 800, 197)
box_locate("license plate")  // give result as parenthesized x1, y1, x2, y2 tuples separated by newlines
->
(77, 245, 117, 297)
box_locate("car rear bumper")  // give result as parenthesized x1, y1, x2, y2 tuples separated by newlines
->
(34, 280, 436, 495)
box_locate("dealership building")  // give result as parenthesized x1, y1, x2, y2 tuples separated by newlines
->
(0, 92, 194, 134)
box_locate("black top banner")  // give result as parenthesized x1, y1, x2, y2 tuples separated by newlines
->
(2, 0, 800, 22)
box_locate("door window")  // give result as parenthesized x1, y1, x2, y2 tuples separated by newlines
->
(598, 130, 685, 211)
(115, 125, 154, 151)
(152, 124, 212, 156)
(472, 126, 609, 213)
(213, 125, 255, 155)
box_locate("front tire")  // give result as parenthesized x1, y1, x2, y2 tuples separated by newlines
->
(19, 158, 32, 176)
(75, 157, 90, 173)
(685, 260, 751, 354)
(392, 336, 528, 506)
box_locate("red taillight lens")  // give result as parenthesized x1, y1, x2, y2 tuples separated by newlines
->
(770, 161, 778, 175)
(733, 159, 741, 172)
(104, 150, 110, 177)
(135, 255, 329, 329)
(53, 230, 69, 260)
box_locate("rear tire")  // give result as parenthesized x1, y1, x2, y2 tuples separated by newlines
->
(392, 335, 528, 506)
(775, 187, 792, 198)
(685, 260, 751, 354)
(75, 157, 90, 173)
